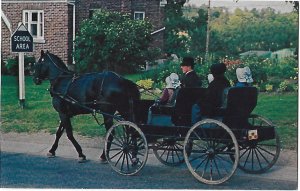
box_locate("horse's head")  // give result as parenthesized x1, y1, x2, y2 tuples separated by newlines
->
(32, 50, 49, 85)
(32, 50, 71, 85)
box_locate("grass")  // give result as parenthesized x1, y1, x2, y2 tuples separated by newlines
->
(253, 93, 298, 149)
(1, 75, 298, 149)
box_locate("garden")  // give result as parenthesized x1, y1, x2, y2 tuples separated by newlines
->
(1, 2, 298, 150)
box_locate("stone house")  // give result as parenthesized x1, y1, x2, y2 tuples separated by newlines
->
(1, 0, 167, 65)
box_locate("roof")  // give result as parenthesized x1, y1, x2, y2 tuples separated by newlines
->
(239, 50, 272, 57)
(272, 48, 295, 54)
(2, 0, 73, 3)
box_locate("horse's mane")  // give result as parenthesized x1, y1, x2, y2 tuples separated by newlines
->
(47, 52, 71, 72)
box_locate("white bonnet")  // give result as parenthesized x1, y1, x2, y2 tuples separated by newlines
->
(236, 66, 253, 83)
(207, 74, 214, 83)
(165, 73, 181, 89)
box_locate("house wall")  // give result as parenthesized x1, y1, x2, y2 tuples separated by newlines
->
(2, 1, 72, 64)
(1, 0, 165, 65)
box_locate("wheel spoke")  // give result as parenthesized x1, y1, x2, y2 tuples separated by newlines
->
(240, 147, 251, 158)
(215, 155, 230, 174)
(110, 133, 123, 146)
(114, 152, 124, 167)
(243, 148, 252, 168)
(255, 146, 272, 164)
(254, 148, 263, 170)
(193, 141, 208, 150)
(215, 153, 233, 165)
(213, 158, 222, 178)
(125, 153, 130, 171)
(251, 148, 254, 170)
(189, 153, 206, 163)
(109, 150, 123, 161)
(201, 157, 210, 178)
(110, 141, 123, 148)
(256, 145, 276, 157)
(257, 143, 277, 147)
(120, 152, 126, 171)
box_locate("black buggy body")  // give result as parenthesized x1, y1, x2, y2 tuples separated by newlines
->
(104, 87, 280, 185)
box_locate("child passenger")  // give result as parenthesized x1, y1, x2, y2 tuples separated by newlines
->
(157, 73, 181, 105)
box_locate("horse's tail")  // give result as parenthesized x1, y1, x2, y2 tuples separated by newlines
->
(122, 78, 140, 101)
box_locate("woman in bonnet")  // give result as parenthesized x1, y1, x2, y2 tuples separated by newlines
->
(236, 66, 253, 87)
(158, 73, 181, 105)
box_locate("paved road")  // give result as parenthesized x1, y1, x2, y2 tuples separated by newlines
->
(0, 132, 298, 189)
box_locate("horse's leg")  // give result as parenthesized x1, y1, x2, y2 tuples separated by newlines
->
(100, 114, 114, 162)
(60, 114, 86, 162)
(47, 121, 64, 157)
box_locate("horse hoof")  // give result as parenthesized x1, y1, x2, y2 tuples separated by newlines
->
(99, 157, 108, 164)
(132, 157, 139, 166)
(78, 156, 87, 163)
(47, 152, 55, 158)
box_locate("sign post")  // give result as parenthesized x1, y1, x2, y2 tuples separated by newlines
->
(11, 23, 33, 109)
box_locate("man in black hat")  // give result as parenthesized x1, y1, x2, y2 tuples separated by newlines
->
(191, 63, 231, 124)
(180, 57, 201, 88)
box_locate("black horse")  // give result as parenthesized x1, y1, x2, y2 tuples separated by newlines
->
(32, 50, 140, 162)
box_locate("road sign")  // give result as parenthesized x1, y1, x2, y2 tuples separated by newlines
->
(11, 23, 33, 52)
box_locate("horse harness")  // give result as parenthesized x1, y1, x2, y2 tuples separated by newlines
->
(48, 68, 123, 122)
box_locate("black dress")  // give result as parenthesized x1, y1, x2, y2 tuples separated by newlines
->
(198, 75, 231, 116)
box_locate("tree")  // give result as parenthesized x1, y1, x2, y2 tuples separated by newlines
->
(164, 0, 191, 57)
(74, 10, 153, 74)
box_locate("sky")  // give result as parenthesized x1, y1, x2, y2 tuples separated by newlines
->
(185, 0, 295, 13)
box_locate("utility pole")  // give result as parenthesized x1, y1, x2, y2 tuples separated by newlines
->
(205, 0, 211, 62)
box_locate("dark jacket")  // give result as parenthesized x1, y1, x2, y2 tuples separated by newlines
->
(181, 70, 202, 88)
(199, 75, 231, 115)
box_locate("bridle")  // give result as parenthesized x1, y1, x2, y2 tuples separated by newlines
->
(46, 53, 73, 75)
(34, 53, 74, 82)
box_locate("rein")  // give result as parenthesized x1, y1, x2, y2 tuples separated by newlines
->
(46, 53, 74, 75)
(51, 90, 124, 122)
(135, 83, 160, 99)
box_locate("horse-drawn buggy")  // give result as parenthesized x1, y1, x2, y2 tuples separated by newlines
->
(104, 87, 280, 185)
(32, 50, 280, 185)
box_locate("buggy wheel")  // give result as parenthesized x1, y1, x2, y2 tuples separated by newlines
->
(236, 114, 280, 174)
(153, 138, 185, 166)
(184, 119, 239, 185)
(105, 121, 148, 176)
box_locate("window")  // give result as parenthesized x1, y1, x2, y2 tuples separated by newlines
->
(160, 0, 167, 7)
(23, 10, 44, 43)
(134, 11, 145, 20)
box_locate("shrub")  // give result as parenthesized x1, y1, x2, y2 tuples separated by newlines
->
(292, 84, 298, 91)
(278, 80, 294, 92)
(265, 84, 274, 92)
(5, 57, 18, 75)
(4, 56, 35, 76)
(141, 60, 182, 88)
(1, 59, 9, 75)
(74, 10, 153, 74)
(136, 79, 154, 90)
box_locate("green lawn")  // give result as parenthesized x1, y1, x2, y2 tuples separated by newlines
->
(1, 75, 298, 149)
(253, 93, 298, 149)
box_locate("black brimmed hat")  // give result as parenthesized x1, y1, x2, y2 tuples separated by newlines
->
(180, 57, 195, 67)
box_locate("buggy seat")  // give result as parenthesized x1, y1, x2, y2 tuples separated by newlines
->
(221, 86, 258, 129)
(171, 88, 207, 126)
(148, 88, 207, 126)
